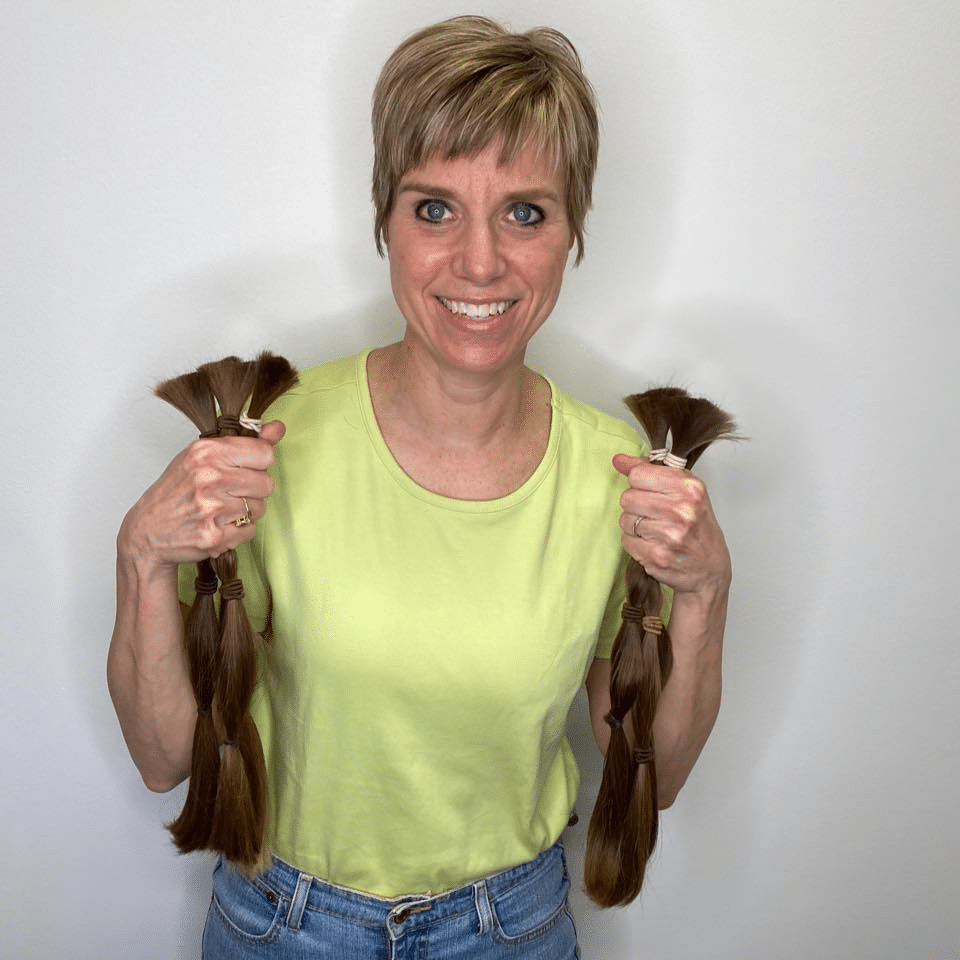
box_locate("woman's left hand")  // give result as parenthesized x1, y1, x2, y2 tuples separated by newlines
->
(613, 453, 731, 600)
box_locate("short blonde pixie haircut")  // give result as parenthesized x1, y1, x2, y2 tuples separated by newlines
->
(372, 16, 599, 264)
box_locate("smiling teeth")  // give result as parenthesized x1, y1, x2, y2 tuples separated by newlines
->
(439, 297, 513, 318)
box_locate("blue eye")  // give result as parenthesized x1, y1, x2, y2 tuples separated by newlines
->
(509, 202, 543, 225)
(417, 200, 449, 223)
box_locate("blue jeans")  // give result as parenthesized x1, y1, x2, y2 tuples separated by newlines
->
(202, 841, 579, 959)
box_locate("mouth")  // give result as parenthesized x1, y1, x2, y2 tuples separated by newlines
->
(437, 296, 517, 319)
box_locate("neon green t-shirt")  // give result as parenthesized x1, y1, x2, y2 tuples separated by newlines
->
(184, 350, 645, 895)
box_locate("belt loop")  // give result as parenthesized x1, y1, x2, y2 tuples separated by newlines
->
(286, 871, 312, 931)
(473, 879, 493, 935)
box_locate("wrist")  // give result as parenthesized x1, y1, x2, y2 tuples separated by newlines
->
(116, 509, 179, 584)
(671, 569, 730, 616)
(666, 577, 729, 661)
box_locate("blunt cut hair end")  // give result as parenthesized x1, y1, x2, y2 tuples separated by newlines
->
(371, 16, 599, 264)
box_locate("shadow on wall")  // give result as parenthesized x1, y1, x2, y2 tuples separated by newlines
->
(540, 301, 836, 954)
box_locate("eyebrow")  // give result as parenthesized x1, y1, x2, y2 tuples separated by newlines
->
(398, 182, 562, 205)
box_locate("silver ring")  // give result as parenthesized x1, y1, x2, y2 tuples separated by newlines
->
(234, 498, 252, 528)
(632, 514, 645, 537)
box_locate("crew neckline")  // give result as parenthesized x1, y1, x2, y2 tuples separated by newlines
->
(355, 349, 561, 513)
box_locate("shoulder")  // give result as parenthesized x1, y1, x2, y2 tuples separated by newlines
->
(275, 351, 362, 405)
(262, 351, 366, 426)
(548, 378, 647, 460)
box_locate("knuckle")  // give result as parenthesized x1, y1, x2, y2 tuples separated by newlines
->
(649, 544, 673, 571)
(181, 452, 222, 494)
(260, 440, 277, 466)
(184, 438, 218, 467)
(683, 475, 707, 504)
(240, 435, 274, 466)
(657, 524, 681, 550)
(189, 468, 220, 501)
(192, 524, 222, 554)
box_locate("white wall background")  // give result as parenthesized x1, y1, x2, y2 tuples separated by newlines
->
(3, 1, 958, 957)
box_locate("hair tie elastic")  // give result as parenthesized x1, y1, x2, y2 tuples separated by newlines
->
(604, 711, 624, 730)
(621, 603, 646, 623)
(239, 413, 263, 434)
(216, 414, 242, 434)
(194, 575, 219, 596)
(662, 451, 688, 470)
(641, 616, 664, 635)
(648, 448, 668, 464)
(633, 746, 656, 765)
(219, 578, 245, 601)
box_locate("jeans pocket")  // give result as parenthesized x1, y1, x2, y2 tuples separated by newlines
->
(207, 859, 286, 945)
(486, 855, 571, 946)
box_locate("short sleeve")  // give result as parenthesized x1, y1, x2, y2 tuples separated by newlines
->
(592, 554, 674, 661)
(594, 551, 627, 659)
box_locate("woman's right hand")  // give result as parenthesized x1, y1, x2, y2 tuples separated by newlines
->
(118, 420, 286, 569)
(108, 419, 285, 791)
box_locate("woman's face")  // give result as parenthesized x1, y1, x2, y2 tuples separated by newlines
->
(386, 139, 573, 378)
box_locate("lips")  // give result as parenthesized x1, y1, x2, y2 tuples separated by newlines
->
(437, 296, 517, 319)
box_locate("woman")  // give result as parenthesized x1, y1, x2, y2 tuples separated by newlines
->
(107, 16, 730, 959)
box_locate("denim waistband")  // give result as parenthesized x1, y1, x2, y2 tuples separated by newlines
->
(234, 841, 566, 932)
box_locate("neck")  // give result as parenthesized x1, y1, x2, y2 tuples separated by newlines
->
(365, 340, 552, 500)
(369, 340, 538, 446)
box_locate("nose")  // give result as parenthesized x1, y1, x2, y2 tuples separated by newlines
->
(454, 219, 505, 285)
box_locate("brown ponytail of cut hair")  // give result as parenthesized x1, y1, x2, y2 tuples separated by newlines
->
(585, 387, 737, 907)
(154, 352, 298, 869)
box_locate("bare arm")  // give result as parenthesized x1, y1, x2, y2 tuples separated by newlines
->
(106, 422, 284, 791)
(646, 585, 726, 806)
(107, 554, 196, 792)
(586, 453, 730, 807)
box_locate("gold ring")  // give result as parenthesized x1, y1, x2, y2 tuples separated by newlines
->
(234, 498, 252, 528)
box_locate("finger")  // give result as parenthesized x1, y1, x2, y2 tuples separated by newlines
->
(222, 465, 275, 503)
(614, 455, 678, 496)
(613, 453, 644, 477)
(219, 422, 284, 503)
(620, 511, 653, 539)
(184, 441, 269, 483)
(619, 483, 661, 524)
(218, 497, 254, 532)
(258, 419, 286, 445)
(186, 452, 276, 519)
